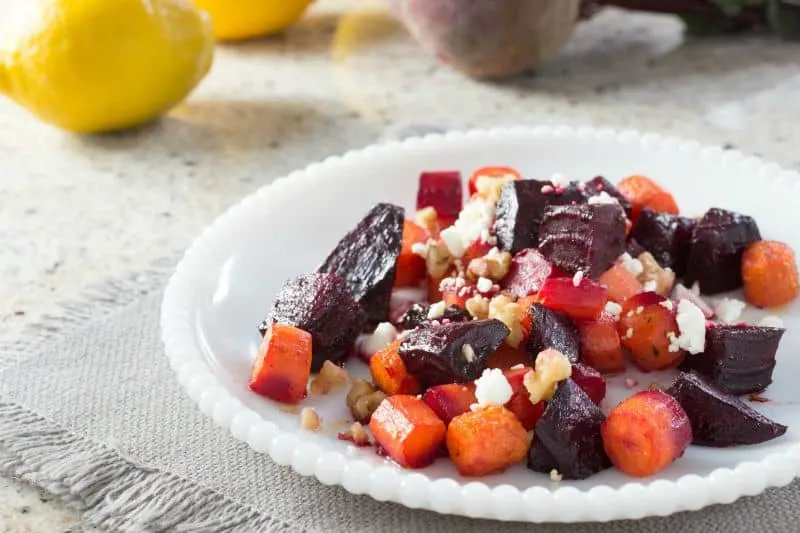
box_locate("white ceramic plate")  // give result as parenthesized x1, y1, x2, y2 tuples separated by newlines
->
(161, 126, 800, 523)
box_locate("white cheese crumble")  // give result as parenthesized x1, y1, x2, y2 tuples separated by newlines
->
(439, 199, 495, 258)
(659, 299, 674, 311)
(476, 276, 494, 294)
(411, 242, 428, 257)
(759, 315, 785, 329)
(668, 300, 707, 354)
(427, 301, 446, 320)
(360, 322, 398, 356)
(550, 173, 572, 187)
(587, 191, 619, 205)
(572, 270, 584, 287)
(604, 301, 622, 318)
(643, 280, 657, 292)
(619, 252, 644, 277)
(625, 327, 634, 339)
(549, 469, 563, 482)
(713, 298, 746, 325)
(462, 343, 476, 363)
(474, 368, 514, 407)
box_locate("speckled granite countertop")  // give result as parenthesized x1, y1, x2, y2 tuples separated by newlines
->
(1, 0, 799, 530)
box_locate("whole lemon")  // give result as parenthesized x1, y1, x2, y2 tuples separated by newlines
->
(195, 0, 314, 41)
(0, 0, 214, 133)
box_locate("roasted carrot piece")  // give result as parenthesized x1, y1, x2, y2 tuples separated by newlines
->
(468, 166, 522, 197)
(617, 292, 685, 372)
(394, 220, 428, 288)
(577, 316, 626, 374)
(617, 175, 679, 222)
(249, 324, 312, 404)
(742, 240, 799, 308)
(446, 406, 529, 476)
(370, 339, 421, 395)
(598, 263, 643, 303)
(370, 395, 446, 468)
(427, 275, 444, 303)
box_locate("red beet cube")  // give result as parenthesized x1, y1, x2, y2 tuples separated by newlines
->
(416, 171, 463, 227)
(571, 363, 607, 405)
(422, 383, 477, 424)
(535, 277, 608, 321)
(503, 366, 545, 430)
(503, 248, 566, 298)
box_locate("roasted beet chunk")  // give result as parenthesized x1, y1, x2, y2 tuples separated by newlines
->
(398, 319, 510, 387)
(666, 371, 787, 447)
(526, 304, 580, 363)
(631, 209, 696, 276)
(397, 303, 471, 330)
(263, 273, 366, 371)
(626, 237, 646, 259)
(681, 325, 784, 395)
(528, 379, 609, 480)
(503, 248, 564, 298)
(416, 171, 463, 227)
(685, 208, 760, 294)
(538, 203, 627, 278)
(494, 180, 584, 254)
(584, 176, 632, 217)
(317, 203, 404, 324)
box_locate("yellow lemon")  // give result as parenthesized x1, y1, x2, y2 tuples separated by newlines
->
(195, 0, 314, 41)
(0, 0, 214, 133)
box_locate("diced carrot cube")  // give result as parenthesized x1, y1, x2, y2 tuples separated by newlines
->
(249, 324, 312, 404)
(446, 406, 529, 476)
(468, 166, 522, 197)
(742, 240, 799, 308)
(394, 220, 428, 288)
(577, 316, 626, 374)
(370, 339, 421, 395)
(617, 292, 685, 372)
(370, 395, 446, 468)
(617, 175, 679, 222)
(598, 263, 643, 303)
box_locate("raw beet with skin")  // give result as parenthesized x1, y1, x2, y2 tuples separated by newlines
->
(503, 248, 564, 298)
(584, 176, 632, 217)
(317, 203, 404, 324)
(399, 319, 510, 387)
(538, 203, 627, 278)
(527, 303, 580, 363)
(631, 208, 696, 276)
(528, 379, 610, 480)
(681, 325, 784, 395)
(666, 371, 787, 447)
(397, 303, 471, 330)
(494, 180, 585, 254)
(262, 273, 366, 371)
(685, 208, 761, 294)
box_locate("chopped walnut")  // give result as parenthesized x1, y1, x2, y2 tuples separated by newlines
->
(310, 361, 349, 395)
(424, 239, 454, 279)
(341, 422, 371, 447)
(279, 404, 301, 414)
(346, 378, 387, 423)
(300, 407, 321, 431)
(523, 348, 572, 404)
(637, 252, 676, 297)
(488, 294, 524, 348)
(549, 469, 563, 482)
(415, 207, 440, 236)
(465, 294, 490, 320)
(467, 248, 512, 281)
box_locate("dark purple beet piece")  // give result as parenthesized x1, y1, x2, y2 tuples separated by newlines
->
(626, 237, 646, 258)
(666, 371, 787, 447)
(685, 208, 761, 294)
(398, 319, 509, 387)
(538, 203, 627, 278)
(317, 203, 404, 325)
(262, 273, 366, 371)
(528, 379, 610, 480)
(494, 180, 585, 254)
(584, 176, 632, 217)
(681, 325, 784, 395)
(571, 363, 606, 405)
(631, 208, 696, 276)
(526, 303, 580, 363)
(397, 303, 471, 330)
(502, 248, 562, 298)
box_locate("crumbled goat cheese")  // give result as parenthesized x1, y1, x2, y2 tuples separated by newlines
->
(474, 368, 514, 407)
(619, 252, 644, 277)
(643, 280, 658, 292)
(625, 327, 634, 339)
(550, 173, 572, 187)
(462, 343, 476, 363)
(713, 298, 746, 325)
(668, 300, 707, 354)
(439, 199, 495, 258)
(360, 322, 398, 356)
(572, 270, 585, 287)
(587, 191, 619, 205)
(427, 301, 446, 320)
(759, 315, 785, 329)
(604, 301, 622, 318)
(476, 276, 494, 294)
(549, 469, 563, 482)
(659, 299, 675, 311)
(411, 242, 427, 257)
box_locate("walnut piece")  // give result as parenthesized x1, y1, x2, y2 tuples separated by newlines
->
(488, 294, 524, 348)
(415, 207, 440, 236)
(523, 348, 572, 404)
(424, 240, 454, 279)
(341, 422, 371, 447)
(310, 360, 349, 395)
(300, 407, 321, 431)
(346, 378, 387, 423)
(465, 294, 490, 320)
(467, 248, 512, 281)
(637, 252, 676, 297)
